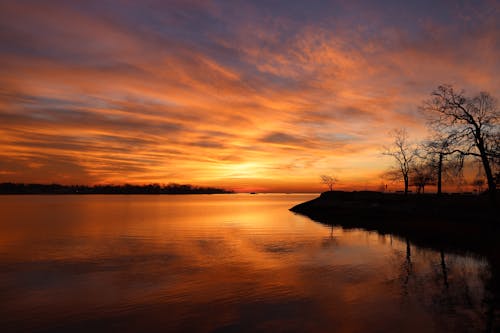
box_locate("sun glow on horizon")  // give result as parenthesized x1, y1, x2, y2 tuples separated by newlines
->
(0, 1, 498, 192)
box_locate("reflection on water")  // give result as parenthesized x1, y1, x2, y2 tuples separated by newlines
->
(0, 194, 496, 332)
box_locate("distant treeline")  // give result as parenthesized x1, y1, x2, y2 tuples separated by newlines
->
(0, 183, 233, 195)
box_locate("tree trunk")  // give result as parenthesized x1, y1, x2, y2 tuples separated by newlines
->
(437, 153, 443, 195)
(477, 137, 496, 200)
(404, 175, 409, 195)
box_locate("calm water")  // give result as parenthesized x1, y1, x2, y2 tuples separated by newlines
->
(0, 194, 495, 332)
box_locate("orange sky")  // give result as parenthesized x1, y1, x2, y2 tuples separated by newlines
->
(0, 1, 499, 192)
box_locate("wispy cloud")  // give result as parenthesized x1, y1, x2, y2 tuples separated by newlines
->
(0, 0, 498, 191)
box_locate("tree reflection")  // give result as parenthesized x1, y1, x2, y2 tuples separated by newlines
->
(401, 238, 413, 298)
(482, 260, 499, 333)
(440, 250, 449, 290)
(321, 225, 338, 248)
(391, 237, 495, 331)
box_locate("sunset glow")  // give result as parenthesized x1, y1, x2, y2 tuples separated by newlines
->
(1, 1, 499, 191)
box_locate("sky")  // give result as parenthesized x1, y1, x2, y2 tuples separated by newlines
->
(0, 0, 499, 192)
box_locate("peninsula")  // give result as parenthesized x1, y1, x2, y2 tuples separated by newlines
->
(291, 191, 499, 258)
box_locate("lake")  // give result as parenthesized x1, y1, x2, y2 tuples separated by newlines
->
(0, 194, 495, 332)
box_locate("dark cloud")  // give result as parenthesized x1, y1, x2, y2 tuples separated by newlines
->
(0, 105, 184, 136)
(190, 140, 226, 149)
(261, 132, 304, 144)
(0, 153, 97, 184)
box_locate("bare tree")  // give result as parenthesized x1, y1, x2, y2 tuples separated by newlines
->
(320, 174, 337, 191)
(410, 161, 435, 194)
(444, 158, 467, 192)
(422, 85, 499, 198)
(472, 178, 485, 193)
(492, 132, 500, 175)
(421, 135, 463, 195)
(383, 129, 418, 195)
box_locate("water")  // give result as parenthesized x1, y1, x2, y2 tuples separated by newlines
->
(0, 194, 495, 332)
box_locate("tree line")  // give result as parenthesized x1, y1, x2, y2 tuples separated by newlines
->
(0, 183, 233, 194)
(384, 84, 500, 199)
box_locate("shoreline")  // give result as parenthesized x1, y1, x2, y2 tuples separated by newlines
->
(0, 182, 233, 195)
(290, 191, 500, 260)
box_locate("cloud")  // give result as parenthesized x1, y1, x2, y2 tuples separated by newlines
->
(261, 132, 304, 145)
(0, 0, 498, 190)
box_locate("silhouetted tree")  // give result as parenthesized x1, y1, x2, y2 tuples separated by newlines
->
(383, 129, 418, 195)
(472, 178, 485, 193)
(422, 85, 499, 199)
(421, 135, 463, 195)
(320, 174, 337, 191)
(410, 161, 435, 194)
